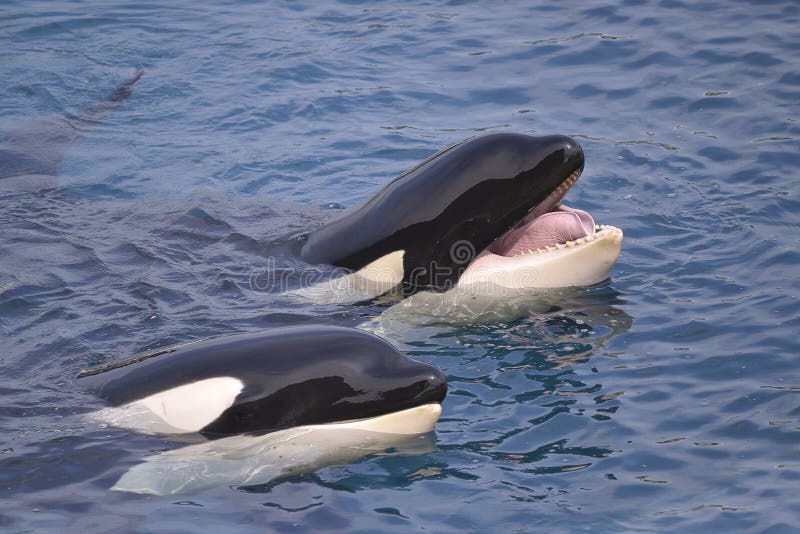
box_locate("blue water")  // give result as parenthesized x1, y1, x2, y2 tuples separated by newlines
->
(2, 0, 799, 531)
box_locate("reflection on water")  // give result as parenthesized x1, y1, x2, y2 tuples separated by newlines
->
(113, 428, 438, 496)
(371, 289, 634, 491)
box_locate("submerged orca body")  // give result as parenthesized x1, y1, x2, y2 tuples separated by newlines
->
(297, 133, 622, 299)
(0, 69, 143, 189)
(79, 326, 446, 438)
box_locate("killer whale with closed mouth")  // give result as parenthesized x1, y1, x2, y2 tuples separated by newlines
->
(78, 325, 447, 495)
(292, 132, 623, 303)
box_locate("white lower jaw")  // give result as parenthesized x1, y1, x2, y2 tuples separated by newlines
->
(459, 225, 623, 289)
(109, 403, 441, 495)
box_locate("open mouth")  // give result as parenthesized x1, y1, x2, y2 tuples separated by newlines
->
(462, 168, 623, 288)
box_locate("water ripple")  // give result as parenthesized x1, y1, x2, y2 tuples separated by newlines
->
(1, 0, 799, 531)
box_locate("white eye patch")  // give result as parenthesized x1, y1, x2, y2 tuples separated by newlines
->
(127, 376, 244, 433)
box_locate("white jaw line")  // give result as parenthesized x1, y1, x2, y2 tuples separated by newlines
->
(459, 224, 623, 289)
(306, 402, 442, 434)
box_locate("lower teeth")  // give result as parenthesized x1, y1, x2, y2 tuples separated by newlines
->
(513, 226, 613, 256)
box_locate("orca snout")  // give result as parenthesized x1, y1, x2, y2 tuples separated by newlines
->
(418, 365, 448, 406)
(547, 134, 584, 172)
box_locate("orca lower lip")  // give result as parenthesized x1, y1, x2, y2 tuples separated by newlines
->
(309, 402, 443, 435)
(460, 223, 623, 289)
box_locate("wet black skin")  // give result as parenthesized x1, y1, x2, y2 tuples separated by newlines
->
(299, 133, 584, 292)
(78, 326, 447, 439)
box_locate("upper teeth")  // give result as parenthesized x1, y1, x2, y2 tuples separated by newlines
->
(509, 167, 612, 259)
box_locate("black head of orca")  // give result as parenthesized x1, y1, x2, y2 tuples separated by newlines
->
(298, 132, 584, 292)
(78, 326, 447, 438)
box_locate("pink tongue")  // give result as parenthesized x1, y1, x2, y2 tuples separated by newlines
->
(491, 205, 595, 256)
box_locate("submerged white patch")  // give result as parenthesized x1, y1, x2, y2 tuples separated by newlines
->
(111, 403, 442, 495)
(287, 249, 405, 304)
(353, 249, 405, 287)
(94, 377, 244, 434)
(366, 285, 560, 333)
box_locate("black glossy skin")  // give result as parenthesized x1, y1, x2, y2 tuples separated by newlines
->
(78, 326, 447, 438)
(299, 133, 584, 292)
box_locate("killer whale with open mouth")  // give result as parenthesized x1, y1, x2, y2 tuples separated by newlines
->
(293, 132, 623, 303)
(78, 325, 447, 495)
(1, 73, 620, 299)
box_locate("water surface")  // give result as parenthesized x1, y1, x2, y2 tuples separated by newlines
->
(1, 0, 799, 531)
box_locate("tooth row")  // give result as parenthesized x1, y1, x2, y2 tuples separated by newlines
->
(514, 231, 600, 256)
(538, 169, 582, 205)
(512, 222, 621, 257)
(554, 169, 581, 196)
